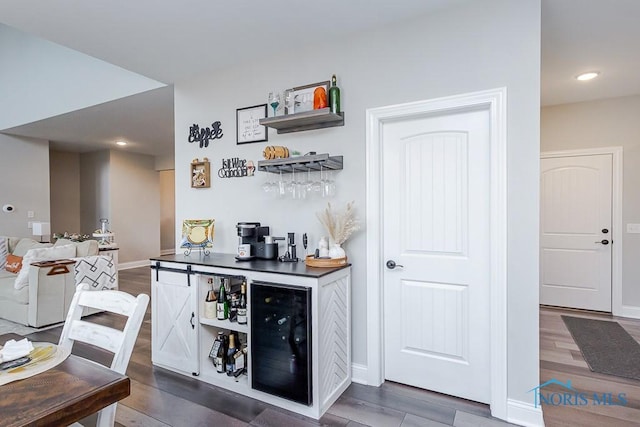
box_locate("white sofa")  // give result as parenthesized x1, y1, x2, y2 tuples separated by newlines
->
(0, 237, 118, 327)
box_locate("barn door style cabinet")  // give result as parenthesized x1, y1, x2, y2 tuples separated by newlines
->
(150, 254, 351, 419)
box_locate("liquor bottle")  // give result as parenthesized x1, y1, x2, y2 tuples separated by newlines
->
(215, 332, 226, 373)
(237, 282, 247, 325)
(209, 331, 223, 365)
(226, 333, 237, 374)
(217, 278, 228, 320)
(329, 74, 340, 114)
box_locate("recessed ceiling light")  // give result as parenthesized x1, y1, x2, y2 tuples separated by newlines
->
(116, 141, 127, 146)
(576, 71, 600, 81)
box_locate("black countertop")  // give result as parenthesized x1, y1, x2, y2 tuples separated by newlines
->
(150, 253, 350, 278)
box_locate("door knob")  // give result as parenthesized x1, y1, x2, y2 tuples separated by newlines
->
(595, 239, 609, 245)
(386, 260, 404, 269)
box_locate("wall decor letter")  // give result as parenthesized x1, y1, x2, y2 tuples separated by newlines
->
(188, 121, 224, 148)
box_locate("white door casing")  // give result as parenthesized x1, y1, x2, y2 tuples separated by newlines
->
(540, 154, 612, 311)
(540, 147, 624, 317)
(366, 88, 507, 419)
(382, 109, 491, 403)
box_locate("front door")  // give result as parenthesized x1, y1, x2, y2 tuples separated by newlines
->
(540, 154, 612, 312)
(382, 107, 491, 403)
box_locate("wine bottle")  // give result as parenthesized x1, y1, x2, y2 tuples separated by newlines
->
(329, 74, 340, 114)
(215, 332, 226, 373)
(238, 282, 247, 325)
(217, 278, 228, 320)
(226, 333, 237, 374)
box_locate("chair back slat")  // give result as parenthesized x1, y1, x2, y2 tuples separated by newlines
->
(58, 283, 149, 427)
(67, 320, 124, 354)
(76, 289, 138, 316)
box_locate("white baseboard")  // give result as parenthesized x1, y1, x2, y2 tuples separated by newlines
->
(507, 399, 545, 427)
(118, 260, 150, 270)
(160, 248, 175, 256)
(619, 305, 640, 319)
(351, 363, 369, 385)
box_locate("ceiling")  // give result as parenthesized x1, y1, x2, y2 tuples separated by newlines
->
(2, 0, 639, 158)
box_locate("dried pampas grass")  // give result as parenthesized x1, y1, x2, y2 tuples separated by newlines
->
(316, 201, 360, 245)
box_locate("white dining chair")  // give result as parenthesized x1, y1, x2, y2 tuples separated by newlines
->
(58, 283, 149, 427)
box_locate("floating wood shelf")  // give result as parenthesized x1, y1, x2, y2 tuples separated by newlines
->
(259, 108, 344, 134)
(257, 153, 343, 174)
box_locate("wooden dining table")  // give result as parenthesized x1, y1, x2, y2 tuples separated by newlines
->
(0, 333, 130, 427)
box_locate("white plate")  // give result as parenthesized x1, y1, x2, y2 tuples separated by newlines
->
(0, 342, 71, 386)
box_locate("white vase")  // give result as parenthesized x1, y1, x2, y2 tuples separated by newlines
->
(328, 243, 346, 259)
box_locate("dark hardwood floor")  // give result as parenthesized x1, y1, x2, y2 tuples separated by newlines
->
(25, 268, 640, 426)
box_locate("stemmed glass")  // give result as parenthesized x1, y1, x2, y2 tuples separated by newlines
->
(311, 165, 324, 195)
(277, 170, 287, 198)
(268, 92, 280, 117)
(323, 170, 336, 198)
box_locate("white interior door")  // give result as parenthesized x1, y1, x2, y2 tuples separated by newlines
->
(540, 154, 612, 311)
(382, 108, 491, 403)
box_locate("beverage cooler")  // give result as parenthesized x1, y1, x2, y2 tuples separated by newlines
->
(250, 281, 312, 405)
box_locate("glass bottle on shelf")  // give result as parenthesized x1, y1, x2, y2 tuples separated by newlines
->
(215, 332, 227, 373)
(226, 333, 237, 374)
(217, 278, 229, 320)
(329, 74, 340, 114)
(238, 282, 247, 325)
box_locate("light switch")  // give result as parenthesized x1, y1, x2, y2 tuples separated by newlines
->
(627, 223, 640, 234)
(27, 210, 34, 218)
(28, 221, 33, 229)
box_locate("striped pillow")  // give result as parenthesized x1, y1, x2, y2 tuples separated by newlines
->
(0, 237, 7, 269)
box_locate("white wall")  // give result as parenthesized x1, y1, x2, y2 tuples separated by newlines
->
(79, 150, 110, 235)
(0, 23, 165, 130)
(110, 151, 160, 264)
(49, 150, 81, 235)
(0, 134, 50, 237)
(542, 95, 640, 307)
(174, 0, 541, 414)
(159, 169, 175, 253)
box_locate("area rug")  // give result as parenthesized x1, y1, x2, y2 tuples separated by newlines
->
(0, 318, 62, 337)
(562, 315, 640, 381)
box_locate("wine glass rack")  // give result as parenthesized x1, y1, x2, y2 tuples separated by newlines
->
(257, 153, 343, 174)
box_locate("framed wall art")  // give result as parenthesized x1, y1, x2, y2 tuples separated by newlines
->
(191, 158, 210, 188)
(237, 104, 268, 144)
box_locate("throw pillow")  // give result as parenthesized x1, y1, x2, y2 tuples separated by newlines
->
(53, 239, 98, 257)
(12, 238, 52, 257)
(0, 237, 7, 269)
(13, 244, 76, 290)
(5, 254, 23, 273)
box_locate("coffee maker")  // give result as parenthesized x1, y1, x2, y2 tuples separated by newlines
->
(236, 222, 283, 260)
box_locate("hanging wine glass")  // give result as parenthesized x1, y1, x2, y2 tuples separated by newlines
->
(311, 164, 323, 194)
(268, 92, 280, 117)
(277, 169, 286, 198)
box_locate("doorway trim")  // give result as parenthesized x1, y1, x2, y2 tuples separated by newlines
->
(365, 88, 508, 418)
(540, 147, 623, 316)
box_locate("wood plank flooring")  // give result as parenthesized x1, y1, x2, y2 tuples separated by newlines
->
(539, 306, 640, 427)
(22, 268, 640, 426)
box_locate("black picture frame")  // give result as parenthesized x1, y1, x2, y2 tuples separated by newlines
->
(236, 104, 268, 144)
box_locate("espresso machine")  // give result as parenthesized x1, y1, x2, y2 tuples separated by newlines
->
(236, 222, 283, 260)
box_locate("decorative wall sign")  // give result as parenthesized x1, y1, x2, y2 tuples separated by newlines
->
(191, 158, 211, 188)
(188, 122, 223, 148)
(236, 104, 268, 144)
(218, 158, 255, 178)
